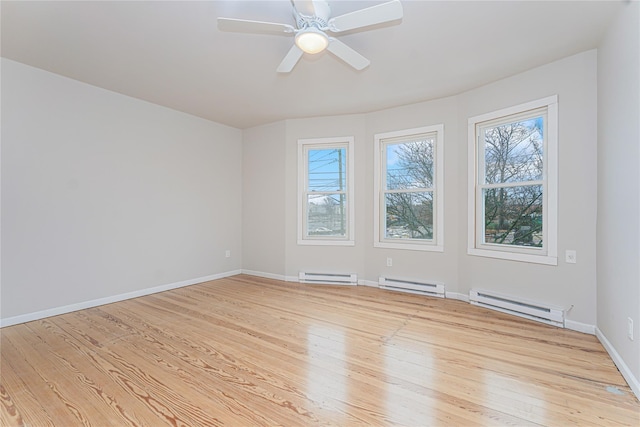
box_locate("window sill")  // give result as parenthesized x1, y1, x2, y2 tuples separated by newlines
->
(375, 241, 444, 252)
(467, 248, 557, 265)
(298, 239, 355, 247)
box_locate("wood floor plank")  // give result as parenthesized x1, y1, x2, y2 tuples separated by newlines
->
(102, 299, 372, 425)
(31, 318, 189, 426)
(103, 299, 357, 426)
(1, 274, 638, 426)
(53, 311, 289, 426)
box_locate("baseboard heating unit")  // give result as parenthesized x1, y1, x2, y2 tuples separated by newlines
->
(298, 272, 357, 285)
(379, 277, 445, 298)
(469, 289, 564, 327)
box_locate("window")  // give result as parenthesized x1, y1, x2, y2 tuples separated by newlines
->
(468, 96, 558, 265)
(298, 137, 354, 246)
(374, 125, 444, 251)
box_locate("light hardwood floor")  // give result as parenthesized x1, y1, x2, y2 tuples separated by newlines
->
(1, 274, 638, 426)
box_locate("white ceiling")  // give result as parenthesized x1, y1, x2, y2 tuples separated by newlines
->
(1, 1, 623, 129)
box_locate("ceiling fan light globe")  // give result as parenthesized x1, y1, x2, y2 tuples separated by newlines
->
(295, 28, 329, 54)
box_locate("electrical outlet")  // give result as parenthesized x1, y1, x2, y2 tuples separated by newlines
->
(225, 250, 231, 258)
(628, 317, 634, 341)
(565, 250, 577, 264)
(386, 257, 393, 267)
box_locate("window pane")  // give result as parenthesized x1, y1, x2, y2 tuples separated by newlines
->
(385, 192, 433, 240)
(386, 137, 434, 190)
(483, 117, 543, 184)
(307, 193, 347, 237)
(308, 148, 347, 192)
(483, 185, 543, 247)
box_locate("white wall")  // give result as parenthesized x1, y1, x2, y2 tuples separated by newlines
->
(597, 1, 640, 394)
(457, 51, 599, 326)
(284, 115, 367, 280)
(1, 58, 243, 321)
(363, 96, 460, 290)
(242, 121, 286, 277)
(242, 50, 600, 328)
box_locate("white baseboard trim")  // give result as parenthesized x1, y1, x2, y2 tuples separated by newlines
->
(445, 292, 469, 302)
(242, 272, 380, 287)
(241, 269, 288, 281)
(242, 271, 382, 287)
(596, 327, 640, 401)
(0, 270, 242, 328)
(565, 319, 596, 335)
(358, 279, 379, 287)
(240, 270, 307, 284)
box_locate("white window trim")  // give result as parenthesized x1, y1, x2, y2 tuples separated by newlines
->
(298, 136, 355, 246)
(467, 96, 558, 265)
(374, 124, 444, 252)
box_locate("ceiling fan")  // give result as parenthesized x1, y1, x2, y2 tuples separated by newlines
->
(217, 0, 403, 73)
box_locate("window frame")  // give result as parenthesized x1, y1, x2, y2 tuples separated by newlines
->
(298, 136, 355, 246)
(467, 96, 558, 265)
(374, 124, 444, 252)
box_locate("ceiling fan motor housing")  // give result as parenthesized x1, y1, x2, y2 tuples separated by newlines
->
(296, 15, 328, 31)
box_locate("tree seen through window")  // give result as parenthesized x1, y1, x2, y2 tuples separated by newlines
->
(482, 116, 544, 247)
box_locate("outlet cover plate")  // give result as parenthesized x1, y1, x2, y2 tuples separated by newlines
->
(565, 250, 577, 264)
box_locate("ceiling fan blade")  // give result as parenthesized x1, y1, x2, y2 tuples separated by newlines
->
(217, 18, 295, 34)
(292, 0, 314, 16)
(327, 0, 403, 33)
(326, 39, 370, 71)
(277, 45, 304, 73)
(292, 1, 331, 24)
(311, 0, 331, 21)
